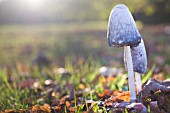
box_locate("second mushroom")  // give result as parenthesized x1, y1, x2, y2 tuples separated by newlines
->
(124, 39, 147, 94)
(107, 4, 147, 102)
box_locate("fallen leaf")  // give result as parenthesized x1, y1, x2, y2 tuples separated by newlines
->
(4, 109, 15, 113)
(98, 89, 111, 98)
(59, 96, 67, 105)
(5, 109, 26, 113)
(40, 104, 51, 113)
(54, 106, 61, 111)
(106, 91, 130, 103)
(78, 83, 85, 90)
(31, 104, 41, 112)
(90, 101, 96, 109)
(66, 101, 71, 108)
(68, 107, 75, 112)
(31, 104, 51, 113)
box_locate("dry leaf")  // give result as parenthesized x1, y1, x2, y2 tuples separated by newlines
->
(4, 109, 26, 113)
(41, 104, 51, 113)
(31, 104, 41, 112)
(78, 84, 85, 89)
(90, 101, 96, 109)
(68, 107, 75, 112)
(66, 101, 71, 108)
(98, 89, 111, 98)
(107, 91, 130, 103)
(31, 104, 51, 113)
(4, 109, 15, 113)
(59, 96, 67, 105)
(54, 106, 61, 111)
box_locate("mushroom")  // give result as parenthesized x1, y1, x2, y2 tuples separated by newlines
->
(124, 39, 147, 94)
(107, 4, 141, 101)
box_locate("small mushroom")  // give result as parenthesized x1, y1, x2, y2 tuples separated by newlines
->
(128, 39, 147, 74)
(124, 39, 147, 93)
(107, 4, 141, 101)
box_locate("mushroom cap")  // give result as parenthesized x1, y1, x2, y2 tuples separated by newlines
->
(124, 39, 147, 74)
(107, 4, 141, 47)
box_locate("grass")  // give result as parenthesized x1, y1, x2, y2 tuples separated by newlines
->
(0, 22, 170, 68)
(0, 22, 170, 111)
(0, 57, 101, 109)
(0, 60, 155, 111)
(0, 22, 115, 65)
(0, 58, 130, 111)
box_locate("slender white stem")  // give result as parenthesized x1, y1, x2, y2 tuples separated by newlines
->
(125, 46, 136, 101)
(135, 72, 142, 94)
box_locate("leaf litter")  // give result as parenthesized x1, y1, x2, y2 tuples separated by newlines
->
(0, 64, 170, 113)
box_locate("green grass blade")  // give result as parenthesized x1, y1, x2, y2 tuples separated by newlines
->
(142, 65, 155, 83)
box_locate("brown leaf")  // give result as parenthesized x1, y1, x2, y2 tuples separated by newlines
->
(98, 89, 111, 98)
(31, 104, 41, 112)
(4, 109, 15, 113)
(90, 101, 96, 109)
(153, 73, 164, 81)
(78, 83, 85, 90)
(113, 90, 122, 96)
(31, 104, 51, 113)
(106, 91, 130, 103)
(116, 91, 130, 102)
(105, 101, 113, 107)
(66, 101, 71, 108)
(54, 106, 61, 111)
(5, 109, 26, 113)
(40, 104, 51, 113)
(59, 96, 67, 105)
(68, 107, 75, 112)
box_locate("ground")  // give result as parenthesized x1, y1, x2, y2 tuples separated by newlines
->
(0, 22, 170, 112)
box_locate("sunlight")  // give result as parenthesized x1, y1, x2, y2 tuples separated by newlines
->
(23, 0, 44, 10)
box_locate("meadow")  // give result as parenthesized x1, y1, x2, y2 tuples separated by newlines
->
(0, 22, 170, 112)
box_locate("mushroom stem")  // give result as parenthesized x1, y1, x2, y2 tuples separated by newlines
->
(135, 72, 142, 94)
(125, 46, 136, 101)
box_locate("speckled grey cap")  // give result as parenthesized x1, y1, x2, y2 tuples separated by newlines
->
(107, 4, 141, 47)
(124, 39, 147, 74)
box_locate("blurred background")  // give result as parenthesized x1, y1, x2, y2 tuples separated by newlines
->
(0, 0, 170, 76)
